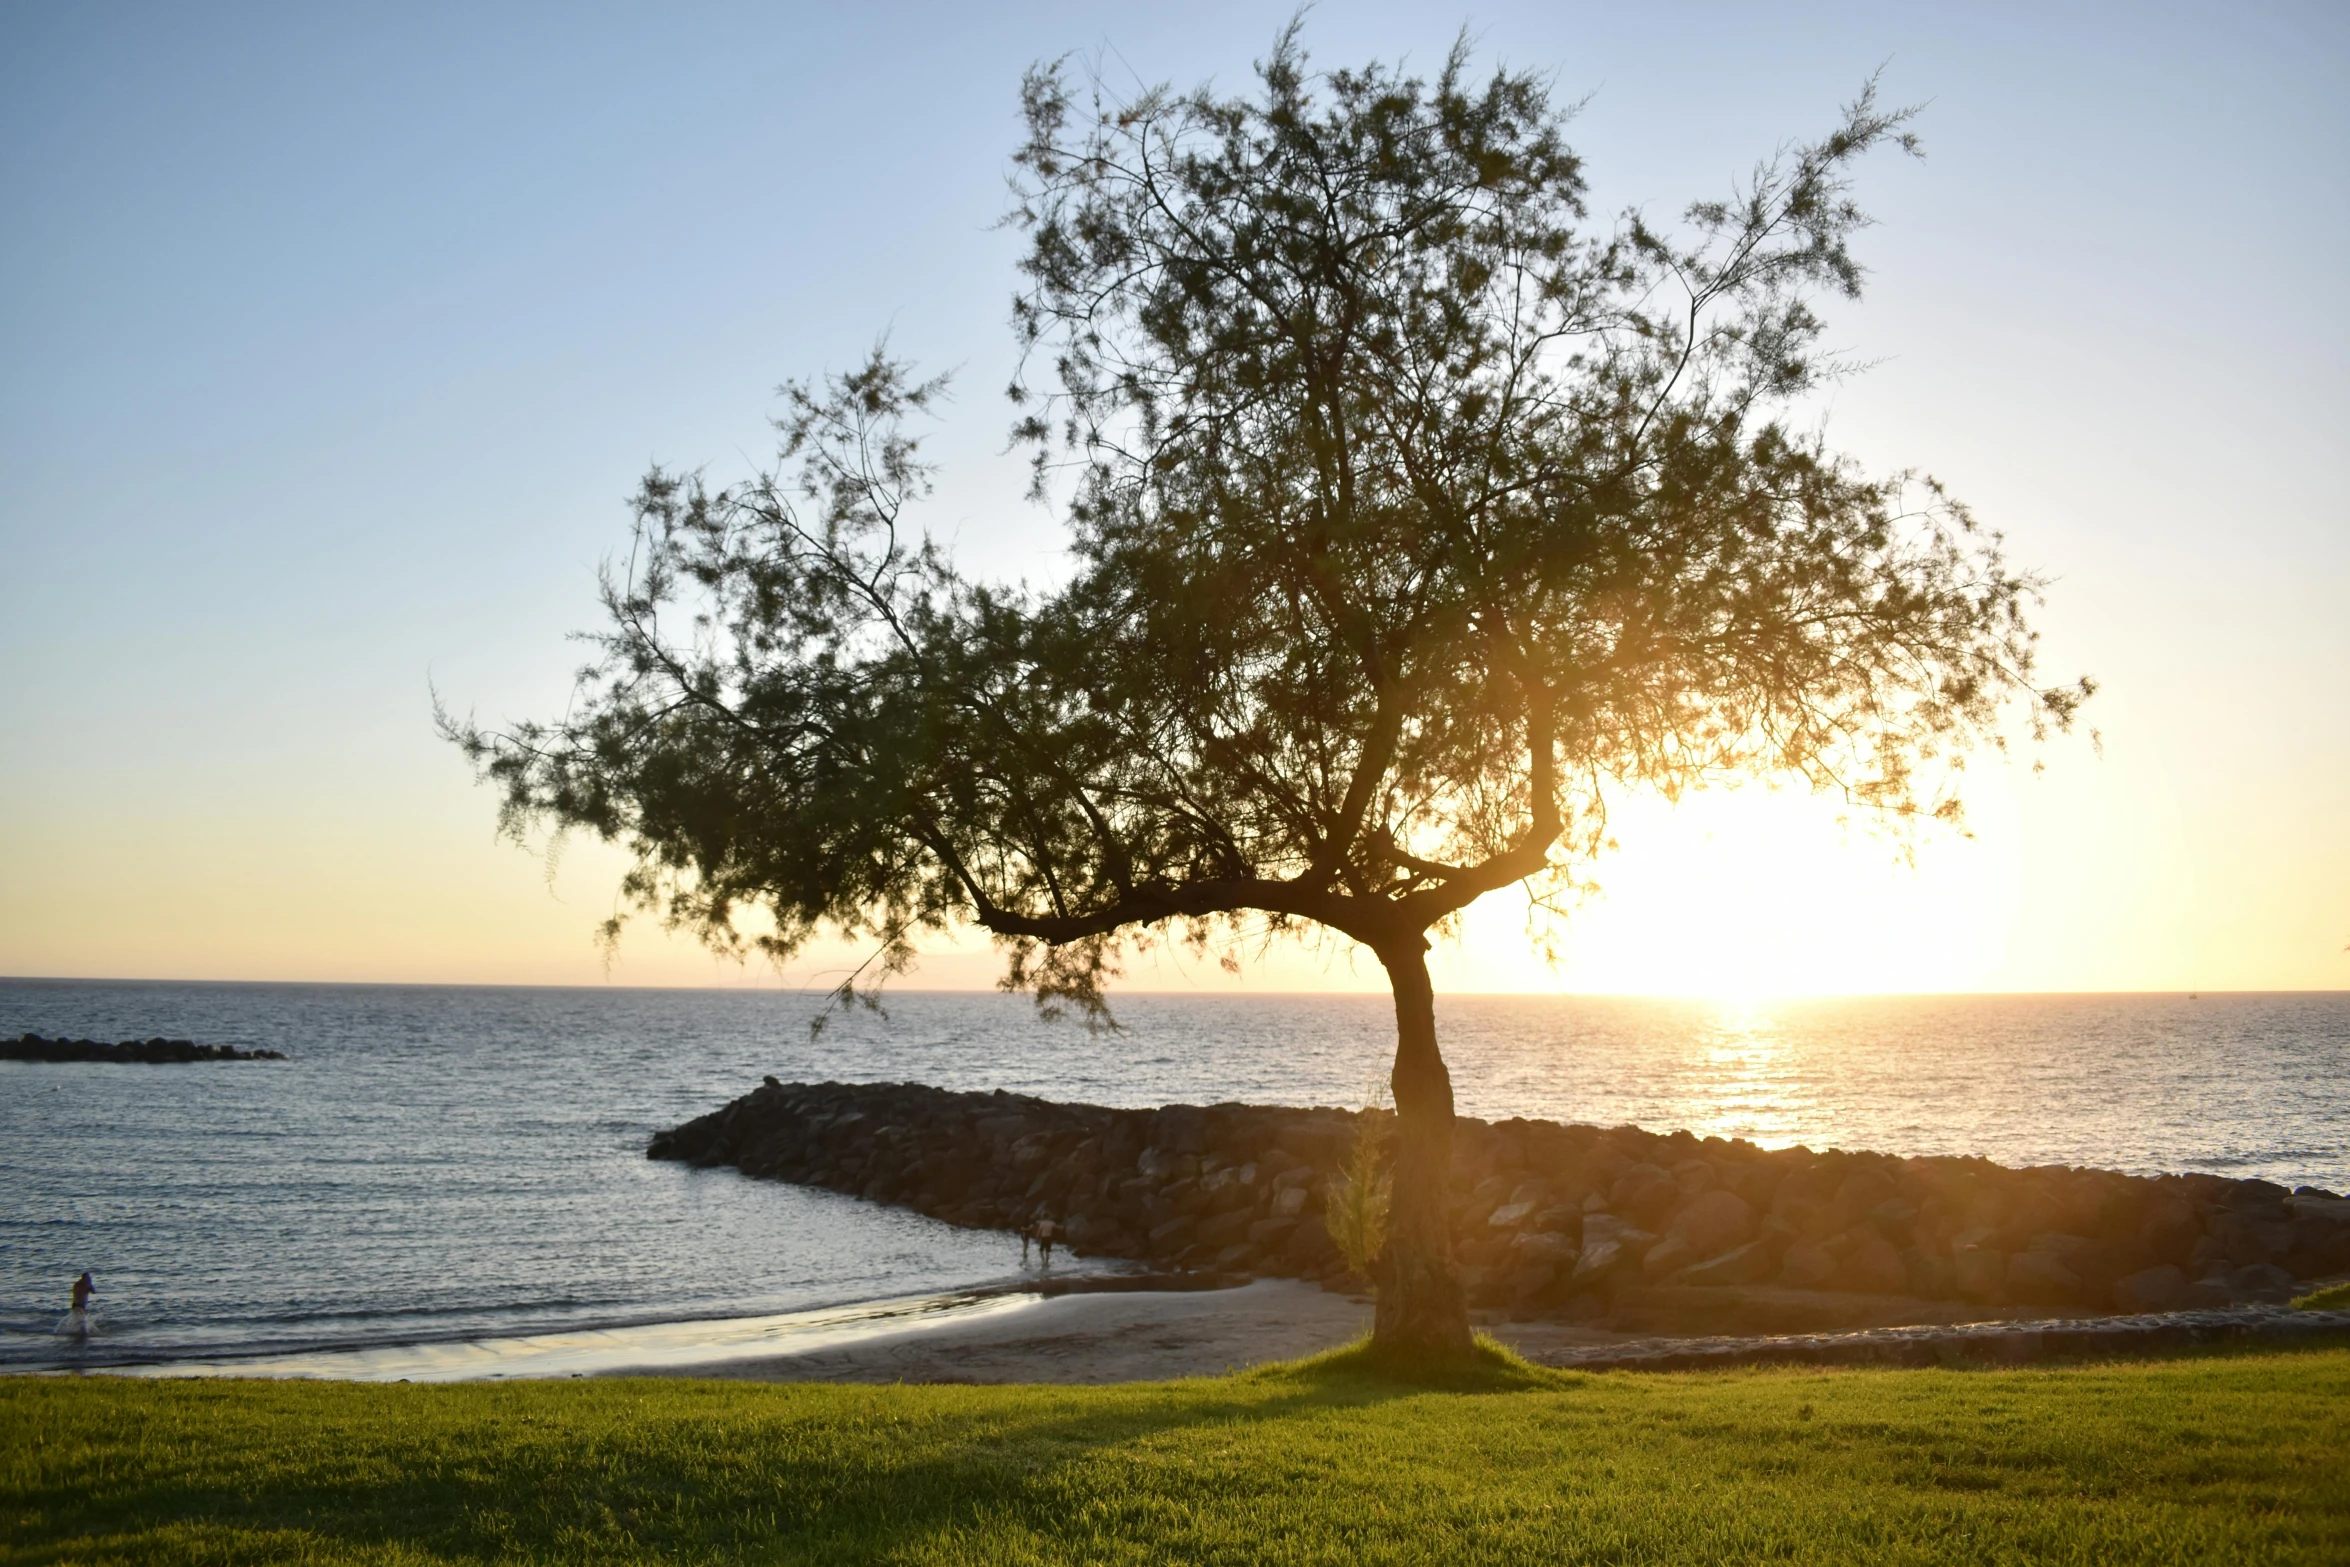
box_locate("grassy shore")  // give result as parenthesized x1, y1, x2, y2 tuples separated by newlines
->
(6, 1345, 2347, 1565)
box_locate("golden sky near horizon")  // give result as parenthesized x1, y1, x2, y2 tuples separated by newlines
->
(2, 4, 2344, 998)
(3, 736, 2340, 996)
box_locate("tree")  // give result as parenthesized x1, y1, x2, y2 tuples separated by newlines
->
(448, 27, 2089, 1361)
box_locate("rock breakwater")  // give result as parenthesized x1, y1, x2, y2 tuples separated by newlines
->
(1538, 1304, 2350, 1372)
(2, 1033, 286, 1063)
(650, 1080, 2350, 1326)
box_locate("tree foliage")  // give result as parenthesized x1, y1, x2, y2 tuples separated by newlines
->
(450, 27, 2083, 1025)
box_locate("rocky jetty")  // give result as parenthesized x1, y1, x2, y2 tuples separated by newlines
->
(2, 1033, 286, 1063)
(1540, 1304, 2350, 1372)
(650, 1080, 2350, 1327)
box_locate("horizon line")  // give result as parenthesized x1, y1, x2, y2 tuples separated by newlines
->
(2, 975, 2342, 1002)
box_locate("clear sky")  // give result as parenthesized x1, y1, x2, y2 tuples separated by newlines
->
(2, 1, 2343, 997)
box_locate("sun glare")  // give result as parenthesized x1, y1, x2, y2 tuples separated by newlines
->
(1096, 782, 2029, 999)
(1423, 783, 2027, 997)
(1711, 995, 1779, 1036)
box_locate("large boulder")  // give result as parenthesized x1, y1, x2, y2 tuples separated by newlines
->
(1770, 1164, 1841, 1240)
(1673, 1238, 1781, 1287)
(2223, 1262, 2298, 1303)
(2288, 1193, 2350, 1224)
(1830, 1165, 1898, 1230)
(2288, 1200, 2350, 1276)
(1248, 1216, 1296, 1246)
(1832, 1228, 1909, 1296)
(2209, 1209, 2297, 1268)
(1149, 1215, 1198, 1249)
(1569, 1238, 1628, 1287)
(1954, 1246, 2008, 1302)
(1511, 1231, 1578, 1266)
(1505, 1178, 1552, 1209)
(1778, 1240, 1837, 1289)
(1501, 1262, 1560, 1305)
(1581, 1213, 1655, 1254)
(1464, 1173, 1515, 1213)
(1285, 1222, 1338, 1271)
(1729, 1160, 1787, 1213)
(1196, 1208, 1254, 1249)
(2138, 1198, 2200, 1264)
(1670, 1158, 1719, 1197)
(1569, 1214, 1653, 1289)
(2112, 1264, 2184, 1313)
(2006, 1248, 2087, 1306)
(1669, 1189, 1758, 1258)
(1609, 1164, 1680, 1226)
(1640, 1235, 1694, 1280)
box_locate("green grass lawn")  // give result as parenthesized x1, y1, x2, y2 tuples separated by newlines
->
(5, 1345, 2346, 1565)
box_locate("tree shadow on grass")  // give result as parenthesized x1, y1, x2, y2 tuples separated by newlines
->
(9, 1345, 1589, 1565)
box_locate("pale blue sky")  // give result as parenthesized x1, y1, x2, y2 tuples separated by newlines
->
(3, 2, 2343, 991)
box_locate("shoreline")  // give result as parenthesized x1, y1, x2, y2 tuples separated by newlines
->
(53, 1280, 2350, 1388)
(19, 1270, 1249, 1384)
(36, 1288, 1051, 1384)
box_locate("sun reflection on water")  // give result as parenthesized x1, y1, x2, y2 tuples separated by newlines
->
(1682, 997, 1819, 1150)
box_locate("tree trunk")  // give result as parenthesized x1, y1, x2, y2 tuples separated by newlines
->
(1371, 936, 1473, 1360)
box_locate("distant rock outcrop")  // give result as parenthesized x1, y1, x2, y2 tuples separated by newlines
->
(651, 1079, 2350, 1330)
(2, 1033, 286, 1063)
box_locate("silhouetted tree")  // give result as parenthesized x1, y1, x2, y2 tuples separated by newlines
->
(450, 27, 2088, 1360)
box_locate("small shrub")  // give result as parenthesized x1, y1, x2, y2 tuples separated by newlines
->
(1324, 1094, 1392, 1280)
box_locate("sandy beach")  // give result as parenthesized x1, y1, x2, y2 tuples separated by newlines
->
(607, 1280, 2350, 1385)
(620, 1280, 1376, 1385)
(96, 1276, 2340, 1386)
(611, 1280, 1650, 1384)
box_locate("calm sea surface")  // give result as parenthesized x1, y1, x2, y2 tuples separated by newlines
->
(3, 980, 2344, 1372)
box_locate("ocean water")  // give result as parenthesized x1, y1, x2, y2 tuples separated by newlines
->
(3, 980, 2344, 1374)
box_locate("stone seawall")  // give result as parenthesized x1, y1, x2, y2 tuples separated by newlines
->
(650, 1079, 2350, 1323)
(2, 1033, 286, 1063)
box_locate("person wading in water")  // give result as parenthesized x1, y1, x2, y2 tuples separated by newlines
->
(61, 1272, 95, 1338)
(1021, 1217, 1060, 1268)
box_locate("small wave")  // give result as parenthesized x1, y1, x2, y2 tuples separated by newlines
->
(0, 1268, 1073, 1375)
(6, 1283, 1051, 1379)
